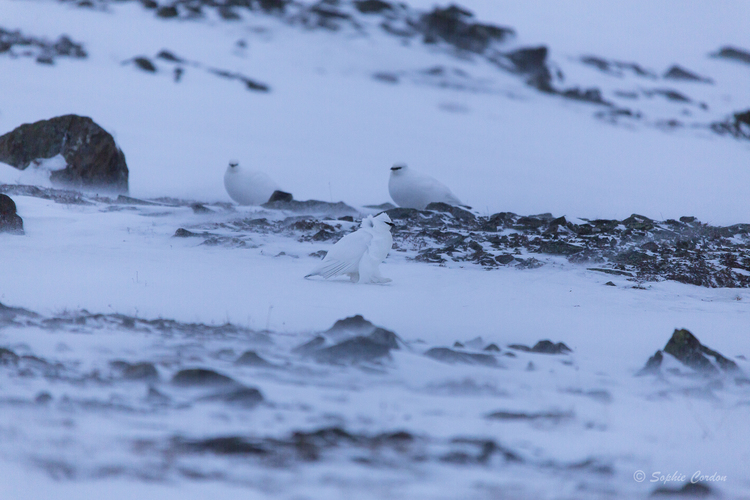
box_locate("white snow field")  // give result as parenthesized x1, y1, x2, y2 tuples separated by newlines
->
(1, 0, 750, 498)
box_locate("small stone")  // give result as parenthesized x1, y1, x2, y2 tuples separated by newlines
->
(605, 281, 616, 286)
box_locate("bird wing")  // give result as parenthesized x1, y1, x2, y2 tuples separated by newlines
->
(307, 229, 372, 279)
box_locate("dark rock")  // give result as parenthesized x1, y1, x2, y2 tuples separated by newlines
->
(651, 89, 691, 102)
(0, 347, 19, 365)
(663, 329, 740, 375)
(495, 253, 515, 265)
(173, 228, 200, 237)
(325, 314, 376, 337)
(156, 49, 183, 62)
(486, 410, 573, 422)
(581, 56, 656, 78)
(505, 46, 553, 92)
(637, 350, 663, 376)
(560, 87, 610, 105)
(651, 481, 713, 497)
(0, 114, 129, 192)
(711, 109, 750, 140)
(425, 202, 475, 221)
(133, 56, 156, 72)
(711, 46, 750, 65)
(538, 240, 584, 256)
(312, 337, 391, 364)
(0, 194, 24, 234)
(257, 0, 286, 12)
(172, 368, 238, 387)
(453, 341, 464, 348)
(176, 436, 267, 455)
(354, 0, 392, 14)
(202, 387, 264, 407)
(156, 5, 179, 18)
(418, 5, 514, 53)
(483, 343, 500, 352)
(508, 340, 571, 354)
(292, 336, 326, 355)
(190, 203, 212, 214)
(604, 281, 616, 286)
(268, 190, 293, 203)
(663, 65, 713, 83)
(234, 350, 275, 368)
(262, 199, 358, 217)
(424, 347, 498, 366)
(35, 392, 53, 404)
(120, 361, 158, 381)
(141, 0, 157, 8)
(373, 72, 399, 84)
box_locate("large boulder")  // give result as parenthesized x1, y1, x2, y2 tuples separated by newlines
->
(0, 115, 128, 192)
(0, 194, 24, 234)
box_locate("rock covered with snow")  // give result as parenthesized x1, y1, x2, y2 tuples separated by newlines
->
(0, 115, 129, 193)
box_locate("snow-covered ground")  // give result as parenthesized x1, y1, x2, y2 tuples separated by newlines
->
(1, 0, 750, 498)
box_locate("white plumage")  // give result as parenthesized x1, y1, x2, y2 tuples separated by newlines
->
(388, 163, 464, 210)
(306, 213, 394, 284)
(223, 161, 280, 206)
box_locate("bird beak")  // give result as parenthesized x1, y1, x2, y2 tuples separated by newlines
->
(390, 166, 402, 171)
(385, 222, 395, 227)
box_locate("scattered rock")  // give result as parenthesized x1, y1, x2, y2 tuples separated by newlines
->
(417, 5, 514, 53)
(268, 190, 293, 203)
(651, 481, 713, 497)
(486, 410, 573, 422)
(508, 340, 572, 354)
(711, 109, 750, 140)
(172, 368, 238, 387)
(110, 360, 158, 381)
(312, 336, 392, 364)
(604, 281, 616, 286)
(711, 46, 750, 65)
(262, 199, 359, 217)
(201, 386, 264, 407)
(234, 350, 276, 368)
(663, 65, 713, 83)
(0, 194, 24, 234)
(662, 329, 740, 375)
(503, 46, 553, 92)
(483, 344, 500, 352)
(637, 350, 663, 376)
(133, 56, 156, 72)
(424, 347, 498, 366)
(0, 114, 129, 192)
(0, 28, 86, 64)
(0, 347, 19, 365)
(581, 55, 656, 78)
(354, 0, 392, 14)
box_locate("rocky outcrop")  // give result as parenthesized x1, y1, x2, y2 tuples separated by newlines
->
(711, 109, 750, 140)
(639, 329, 742, 376)
(0, 115, 129, 192)
(0, 27, 86, 65)
(0, 194, 24, 234)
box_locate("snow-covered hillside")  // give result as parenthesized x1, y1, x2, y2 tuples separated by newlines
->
(1, 0, 750, 498)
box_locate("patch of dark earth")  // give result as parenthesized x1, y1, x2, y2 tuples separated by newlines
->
(5, 184, 750, 288)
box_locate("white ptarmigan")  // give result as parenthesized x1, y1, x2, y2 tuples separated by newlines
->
(223, 160, 280, 206)
(388, 163, 465, 210)
(305, 213, 394, 284)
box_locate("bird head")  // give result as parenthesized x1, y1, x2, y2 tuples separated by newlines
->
(390, 163, 407, 175)
(373, 212, 395, 230)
